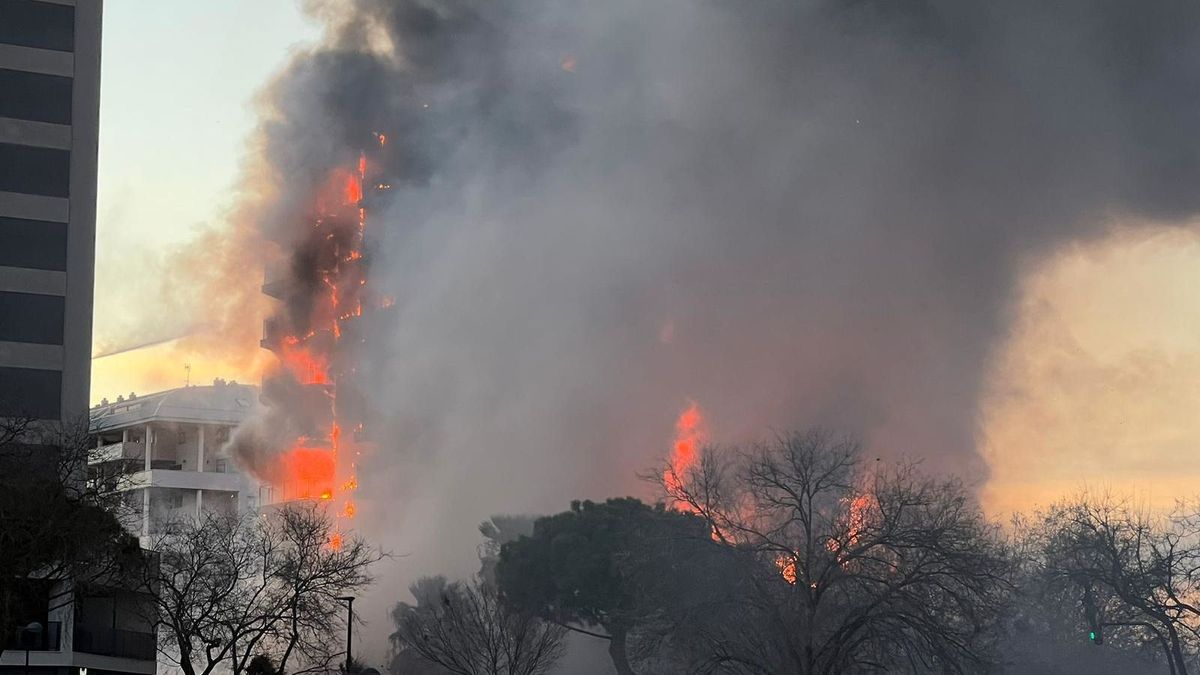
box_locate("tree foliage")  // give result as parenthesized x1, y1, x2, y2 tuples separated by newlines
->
(496, 498, 712, 675)
(389, 576, 565, 675)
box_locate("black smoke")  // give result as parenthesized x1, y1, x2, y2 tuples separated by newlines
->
(235, 0, 1200, 661)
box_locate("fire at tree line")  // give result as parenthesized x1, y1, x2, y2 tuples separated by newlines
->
(8, 415, 1200, 675)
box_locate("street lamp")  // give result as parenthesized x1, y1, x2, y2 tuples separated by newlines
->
(335, 596, 355, 673)
(21, 621, 42, 675)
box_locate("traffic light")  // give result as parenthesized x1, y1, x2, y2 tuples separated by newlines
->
(1083, 586, 1103, 645)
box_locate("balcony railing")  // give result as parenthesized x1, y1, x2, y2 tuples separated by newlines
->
(73, 624, 155, 661)
(3, 621, 61, 651)
(90, 441, 145, 465)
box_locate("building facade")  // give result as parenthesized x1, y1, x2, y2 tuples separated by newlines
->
(0, 4, 154, 675)
(88, 382, 267, 543)
(0, 0, 102, 423)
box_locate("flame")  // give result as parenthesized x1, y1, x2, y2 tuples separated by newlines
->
(279, 447, 337, 501)
(845, 492, 872, 549)
(279, 337, 330, 385)
(776, 555, 797, 585)
(663, 401, 707, 504)
(262, 152, 376, 550)
(344, 175, 362, 204)
(827, 492, 876, 564)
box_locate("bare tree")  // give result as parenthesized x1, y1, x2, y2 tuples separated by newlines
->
(390, 576, 565, 675)
(1029, 494, 1200, 675)
(258, 503, 381, 675)
(141, 503, 381, 675)
(662, 430, 1014, 674)
(0, 415, 144, 651)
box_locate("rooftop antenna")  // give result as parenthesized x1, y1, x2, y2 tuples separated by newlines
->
(184, 363, 191, 387)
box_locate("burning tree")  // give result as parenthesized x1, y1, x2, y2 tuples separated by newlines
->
(663, 430, 1014, 674)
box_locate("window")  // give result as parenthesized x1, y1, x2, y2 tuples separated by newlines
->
(0, 69, 72, 125)
(165, 492, 184, 509)
(0, 0, 74, 52)
(0, 366, 60, 419)
(0, 144, 70, 197)
(215, 459, 227, 474)
(0, 217, 67, 271)
(0, 292, 64, 344)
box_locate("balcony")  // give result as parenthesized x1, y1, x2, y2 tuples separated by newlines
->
(131, 468, 245, 492)
(262, 260, 291, 300)
(91, 441, 145, 465)
(73, 624, 155, 661)
(3, 621, 61, 652)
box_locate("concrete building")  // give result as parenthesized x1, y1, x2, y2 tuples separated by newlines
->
(88, 381, 267, 543)
(0, 0, 102, 424)
(0, 5, 159, 675)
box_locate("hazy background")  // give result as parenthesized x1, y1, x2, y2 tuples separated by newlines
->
(92, 0, 1200, 666)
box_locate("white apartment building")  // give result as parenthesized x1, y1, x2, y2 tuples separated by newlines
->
(88, 380, 265, 544)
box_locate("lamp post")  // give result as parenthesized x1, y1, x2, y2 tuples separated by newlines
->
(335, 596, 354, 673)
(21, 621, 42, 675)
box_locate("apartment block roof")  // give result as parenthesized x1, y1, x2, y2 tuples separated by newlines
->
(90, 381, 260, 429)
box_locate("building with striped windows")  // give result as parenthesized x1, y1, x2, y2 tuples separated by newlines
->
(0, 0, 101, 424)
(0, 4, 160, 675)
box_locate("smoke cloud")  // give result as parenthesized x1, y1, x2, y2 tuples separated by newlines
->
(209, 0, 1200, 660)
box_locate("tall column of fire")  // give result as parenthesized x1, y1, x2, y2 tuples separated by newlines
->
(258, 136, 389, 540)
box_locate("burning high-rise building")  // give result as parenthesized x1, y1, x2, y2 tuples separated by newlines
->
(249, 136, 393, 535)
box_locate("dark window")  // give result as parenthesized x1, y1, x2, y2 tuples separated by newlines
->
(0, 366, 61, 419)
(0, 291, 64, 344)
(0, 217, 66, 270)
(0, 0, 74, 52)
(0, 143, 69, 197)
(0, 69, 72, 125)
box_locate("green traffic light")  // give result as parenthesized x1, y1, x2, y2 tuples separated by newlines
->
(1089, 631, 1096, 641)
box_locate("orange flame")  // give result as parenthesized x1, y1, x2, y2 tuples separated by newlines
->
(663, 401, 707, 504)
(279, 447, 337, 501)
(265, 154, 373, 550)
(280, 337, 330, 385)
(776, 555, 797, 585)
(846, 493, 872, 548)
(827, 492, 876, 563)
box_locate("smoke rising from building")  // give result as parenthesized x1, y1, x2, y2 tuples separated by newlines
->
(126, 0, 1200, 659)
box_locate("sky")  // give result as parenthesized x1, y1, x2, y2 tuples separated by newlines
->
(91, 0, 318, 397)
(90, 0, 1200, 523)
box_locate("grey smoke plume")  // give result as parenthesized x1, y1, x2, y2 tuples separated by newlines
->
(236, 0, 1200, 659)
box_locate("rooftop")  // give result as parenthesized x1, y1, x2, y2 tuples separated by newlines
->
(90, 380, 260, 429)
